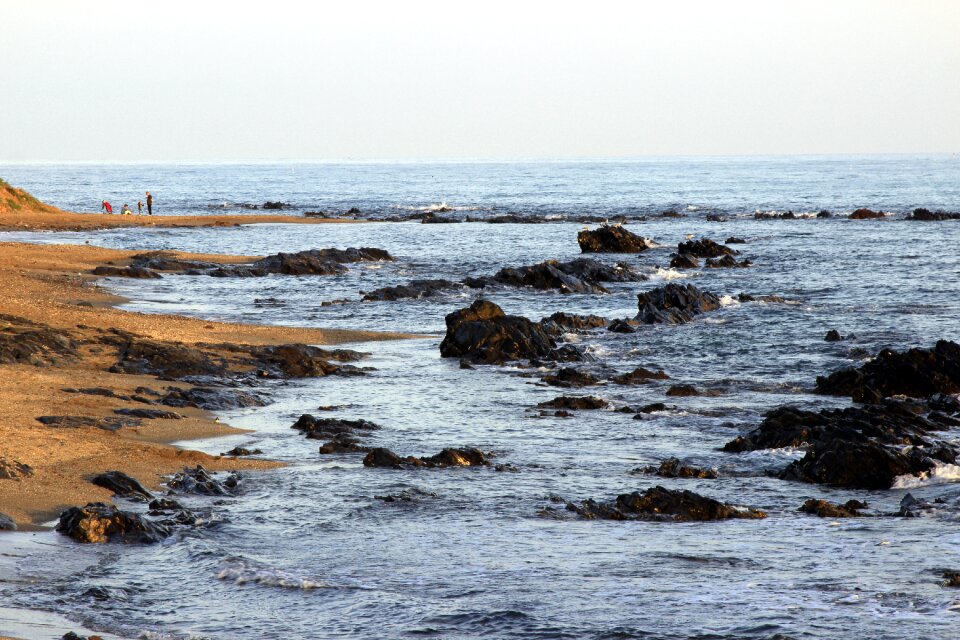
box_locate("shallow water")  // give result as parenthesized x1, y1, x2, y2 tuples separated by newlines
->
(2, 159, 960, 639)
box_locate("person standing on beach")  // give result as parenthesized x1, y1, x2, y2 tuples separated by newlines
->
(101, 200, 113, 214)
(137, 200, 143, 215)
(146, 191, 153, 215)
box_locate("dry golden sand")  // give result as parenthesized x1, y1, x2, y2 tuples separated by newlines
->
(0, 189, 415, 528)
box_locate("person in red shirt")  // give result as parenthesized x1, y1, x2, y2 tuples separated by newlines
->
(101, 200, 113, 214)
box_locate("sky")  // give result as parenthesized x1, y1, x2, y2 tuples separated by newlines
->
(2, 0, 958, 162)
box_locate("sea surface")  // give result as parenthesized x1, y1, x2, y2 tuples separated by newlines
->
(2, 156, 960, 639)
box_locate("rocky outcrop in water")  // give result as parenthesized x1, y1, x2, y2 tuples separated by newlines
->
(291, 414, 381, 454)
(669, 253, 700, 269)
(537, 396, 608, 410)
(815, 341, 960, 402)
(848, 208, 886, 219)
(723, 399, 959, 489)
(610, 367, 670, 385)
(362, 279, 460, 301)
(798, 498, 867, 518)
(56, 502, 171, 544)
(541, 367, 601, 387)
(577, 226, 653, 253)
(363, 447, 490, 469)
(209, 248, 393, 277)
(566, 486, 766, 521)
(91, 471, 154, 500)
(906, 208, 960, 221)
(539, 312, 609, 336)
(222, 446, 263, 457)
(677, 238, 736, 258)
(439, 300, 571, 364)
(631, 458, 718, 479)
(635, 283, 721, 324)
(706, 255, 752, 268)
(167, 465, 240, 495)
(465, 257, 646, 294)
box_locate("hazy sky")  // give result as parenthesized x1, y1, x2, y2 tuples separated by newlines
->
(3, 0, 958, 161)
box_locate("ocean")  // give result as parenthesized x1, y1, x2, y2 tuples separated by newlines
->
(1, 156, 959, 639)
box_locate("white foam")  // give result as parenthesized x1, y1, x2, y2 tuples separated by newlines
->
(892, 462, 960, 488)
(218, 566, 330, 590)
(739, 446, 807, 461)
(650, 267, 688, 281)
(719, 295, 740, 306)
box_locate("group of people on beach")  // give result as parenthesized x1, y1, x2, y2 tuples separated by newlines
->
(101, 191, 153, 215)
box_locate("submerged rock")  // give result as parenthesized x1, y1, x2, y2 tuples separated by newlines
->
(211, 248, 393, 277)
(222, 446, 263, 457)
(824, 329, 844, 342)
(362, 447, 489, 469)
(706, 255, 752, 268)
(666, 384, 699, 397)
(632, 458, 718, 479)
(56, 502, 170, 544)
(567, 486, 766, 521)
(577, 226, 653, 253)
(906, 207, 960, 221)
(91, 471, 154, 501)
(798, 499, 867, 518)
(362, 279, 459, 301)
(635, 283, 721, 324)
(541, 367, 601, 387)
(439, 300, 563, 364)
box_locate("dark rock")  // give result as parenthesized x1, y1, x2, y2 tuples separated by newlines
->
(160, 386, 267, 410)
(677, 238, 736, 258)
(577, 226, 653, 253)
(0, 317, 78, 367)
(37, 415, 142, 431)
(633, 457, 718, 479)
(824, 329, 843, 342)
(540, 312, 609, 336)
(363, 447, 489, 469)
(815, 341, 960, 401)
(667, 384, 699, 396)
(91, 471, 153, 500)
(482, 260, 608, 294)
(725, 237, 746, 244)
(706, 255, 751, 268)
(56, 502, 170, 544)
(943, 570, 960, 587)
(92, 265, 162, 279)
(374, 488, 438, 502)
(211, 247, 392, 277)
(724, 401, 959, 489)
(67, 387, 130, 400)
(0, 512, 16, 531)
(362, 279, 459, 301)
(906, 207, 960, 221)
(114, 408, 183, 420)
(421, 212, 461, 223)
(606, 319, 637, 333)
(291, 414, 381, 437)
(660, 210, 684, 218)
(669, 253, 700, 269)
(167, 465, 239, 495)
(108, 339, 228, 378)
(567, 486, 766, 521)
(817, 210, 832, 218)
(849, 208, 885, 219)
(262, 201, 287, 209)
(610, 367, 670, 385)
(636, 283, 721, 324)
(636, 402, 668, 413)
(798, 498, 866, 517)
(147, 497, 185, 513)
(439, 300, 561, 364)
(542, 367, 600, 387)
(129, 251, 219, 272)
(537, 396, 608, 410)
(318, 435, 371, 454)
(0, 458, 33, 479)
(221, 446, 263, 457)
(705, 214, 728, 222)
(898, 492, 940, 517)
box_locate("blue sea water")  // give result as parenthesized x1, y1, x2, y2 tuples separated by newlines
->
(1, 156, 960, 639)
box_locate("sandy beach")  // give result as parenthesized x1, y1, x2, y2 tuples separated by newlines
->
(0, 184, 412, 529)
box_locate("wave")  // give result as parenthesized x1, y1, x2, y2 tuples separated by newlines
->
(218, 561, 340, 590)
(649, 267, 689, 281)
(892, 462, 960, 489)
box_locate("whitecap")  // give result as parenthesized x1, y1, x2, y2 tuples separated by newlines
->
(649, 267, 689, 281)
(719, 295, 740, 306)
(891, 462, 960, 489)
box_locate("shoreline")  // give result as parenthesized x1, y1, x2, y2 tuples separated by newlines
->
(0, 239, 418, 528)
